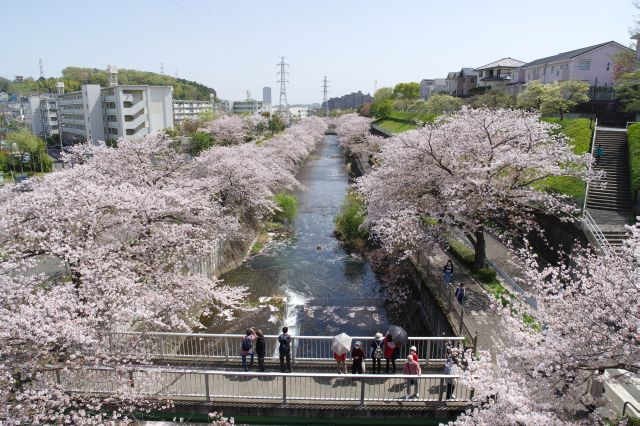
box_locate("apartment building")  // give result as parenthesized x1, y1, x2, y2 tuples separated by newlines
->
(101, 85, 173, 141)
(323, 91, 372, 111)
(231, 100, 265, 114)
(58, 85, 105, 144)
(28, 94, 59, 139)
(173, 99, 214, 125)
(419, 78, 448, 99)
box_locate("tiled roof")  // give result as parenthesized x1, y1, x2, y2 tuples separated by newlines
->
(475, 57, 526, 70)
(523, 41, 629, 68)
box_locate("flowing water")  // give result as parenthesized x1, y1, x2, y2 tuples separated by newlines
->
(203, 135, 389, 337)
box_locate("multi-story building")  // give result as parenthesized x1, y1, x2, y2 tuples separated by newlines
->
(58, 85, 105, 144)
(231, 100, 265, 114)
(58, 84, 173, 144)
(28, 94, 59, 139)
(323, 91, 372, 111)
(420, 78, 448, 99)
(263, 87, 271, 104)
(474, 57, 526, 91)
(101, 85, 173, 141)
(173, 99, 215, 125)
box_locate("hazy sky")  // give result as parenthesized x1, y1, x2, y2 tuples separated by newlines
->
(2, 0, 637, 104)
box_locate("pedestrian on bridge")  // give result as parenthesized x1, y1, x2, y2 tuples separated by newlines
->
(255, 329, 266, 372)
(240, 329, 256, 372)
(444, 356, 456, 400)
(278, 326, 292, 373)
(351, 341, 366, 374)
(403, 355, 422, 399)
(370, 332, 384, 374)
(383, 334, 398, 374)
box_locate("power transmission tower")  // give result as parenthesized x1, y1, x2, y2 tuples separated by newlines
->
(322, 76, 329, 116)
(160, 62, 165, 75)
(175, 69, 179, 79)
(39, 58, 44, 79)
(277, 56, 289, 115)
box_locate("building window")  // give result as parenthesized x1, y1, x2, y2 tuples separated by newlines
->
(578, 60, 591, 70)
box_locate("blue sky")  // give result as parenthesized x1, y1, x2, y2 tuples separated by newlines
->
(2, 0, 637, 104)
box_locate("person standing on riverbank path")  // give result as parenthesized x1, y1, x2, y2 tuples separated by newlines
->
(351, 341, 365, 374)
(403, 355, 422, 398)
(455, 282, 466, 305)
(383, 333, 398, 373)
(278, 326, 292, 373)
(443, 259, 454, 285)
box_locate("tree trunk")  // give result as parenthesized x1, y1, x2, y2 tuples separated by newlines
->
(473, 226, 486, 271)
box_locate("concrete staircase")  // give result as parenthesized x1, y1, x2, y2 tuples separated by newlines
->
(585, 127, 632, 247)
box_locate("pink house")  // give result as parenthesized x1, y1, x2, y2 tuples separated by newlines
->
(515, 41, 632, 88)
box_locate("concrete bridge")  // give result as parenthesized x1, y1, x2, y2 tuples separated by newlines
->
(59, 333, 474, 423)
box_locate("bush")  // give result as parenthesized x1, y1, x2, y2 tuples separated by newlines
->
(628, 122, 640, 203)
(334, 193, 368, 250)
(273, 193, 297, 225)
(0, 151, 9, 173)
(189, 132, 214, 156)
(448, 239, 475, 268)
(476, 267, 497, 283)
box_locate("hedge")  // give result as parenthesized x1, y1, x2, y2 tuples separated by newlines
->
(628, 122, 640, 203)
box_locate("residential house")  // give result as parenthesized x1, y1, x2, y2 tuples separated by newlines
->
(516, 41, 632, 88)
(445, 68, 479, 97)
(420, 78, 448, 99)
(474, 57, 526, 91)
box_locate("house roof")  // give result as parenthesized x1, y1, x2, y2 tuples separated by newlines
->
(460, 68, 479, 76)
(523, 41, 632, 68)
(475, 57, 526, 70)
(447, 72, 458, 79)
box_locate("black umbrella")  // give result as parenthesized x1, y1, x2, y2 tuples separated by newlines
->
(387, 325, 408, 346)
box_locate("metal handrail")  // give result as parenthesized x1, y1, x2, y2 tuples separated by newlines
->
(582, 118, 598, 215)
(104, 332, 465, 363)
(582, 209, 611, 254)
(623, 401, 640, 418)
(626, 121, 637, 129)
(53, 365, 472, 404)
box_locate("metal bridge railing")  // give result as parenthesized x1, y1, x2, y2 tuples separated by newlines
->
(104, 332, 465, 364)
(53, 366, 471, 404)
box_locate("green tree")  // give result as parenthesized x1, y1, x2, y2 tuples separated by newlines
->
(374, 99, 394, 118)
(189, 132, 214, 156)
(615, 70, 640, 113)
(371, 87, 394, 116)
(424, 94, 463, 114)
(392, 82, 420, 100)
(468, 90, 517, 109)
(6, 129, 52, 173)
(517, 80, 547, 110)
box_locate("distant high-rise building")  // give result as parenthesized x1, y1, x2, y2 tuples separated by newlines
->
(322, 91, 372, 111)
(263, 87, 272, 104)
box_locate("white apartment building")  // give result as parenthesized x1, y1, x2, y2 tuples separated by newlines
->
(58, 85, 105, 144)
(173, 99, 214, 124)
(28, 94, 59, 139)
(101, 85, 173, 141)
(231, 100, 265, 114)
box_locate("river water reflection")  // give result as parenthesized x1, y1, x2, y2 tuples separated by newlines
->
(203, 135, 389, 337)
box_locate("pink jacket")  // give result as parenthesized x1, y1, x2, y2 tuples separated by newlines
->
(403, 360, 421, 376)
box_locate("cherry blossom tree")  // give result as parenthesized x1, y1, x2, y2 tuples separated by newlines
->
(203, 114, 250, 145)
(357, 107, 590, 270)
(333, 113, 386, 159)
(454, 223, 639, 425)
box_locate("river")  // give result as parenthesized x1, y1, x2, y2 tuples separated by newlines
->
(203, 135, 389, 338)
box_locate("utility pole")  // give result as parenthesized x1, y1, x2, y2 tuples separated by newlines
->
(322, 76, 329, 116)
(277, 57, 289, 115)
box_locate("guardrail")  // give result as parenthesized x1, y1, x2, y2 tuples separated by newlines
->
(582, 209, 610, 254)
(582, 119, 598, 215)
(105, 332, 465, 364)
(411, 251, 479, 350)
(53, 366, 472, 404)
(624, 401, 640, 418)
